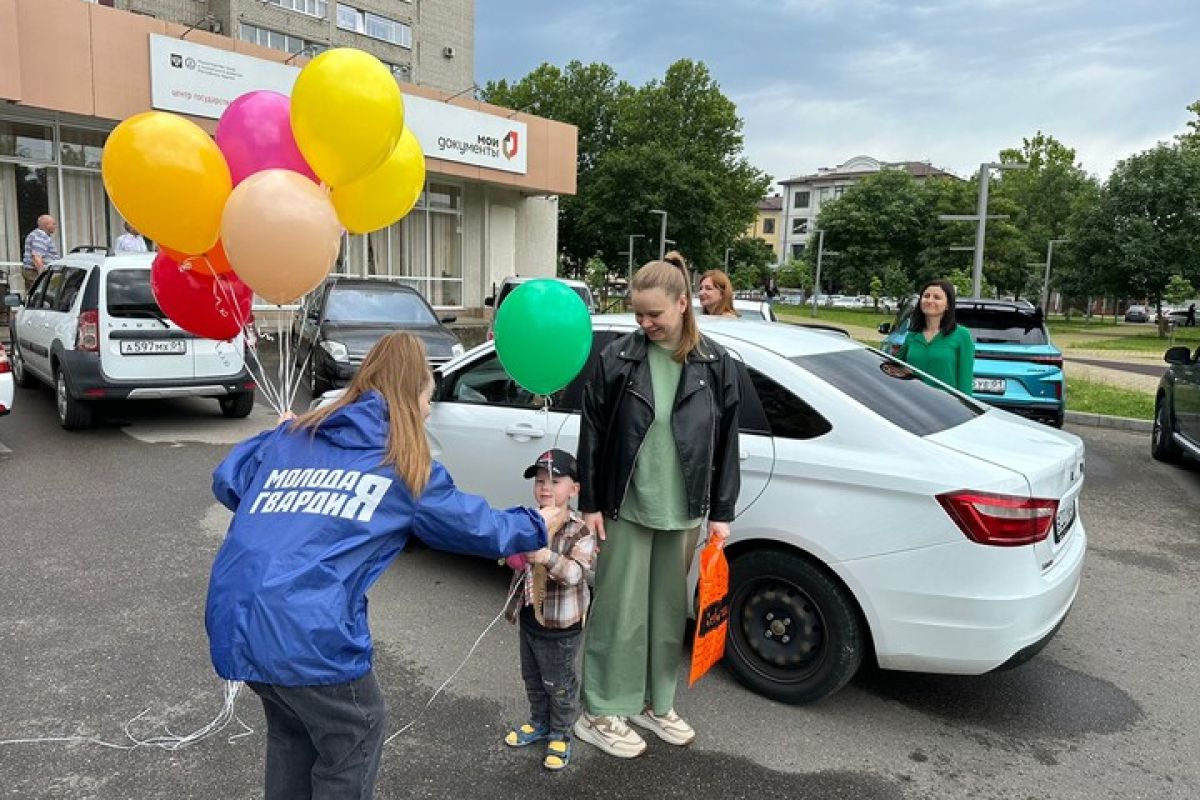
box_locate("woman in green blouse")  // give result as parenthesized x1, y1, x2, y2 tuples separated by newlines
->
(898, 280, 975, 394)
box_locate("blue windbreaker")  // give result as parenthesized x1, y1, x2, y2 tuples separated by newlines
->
(205, 391, 547, 687)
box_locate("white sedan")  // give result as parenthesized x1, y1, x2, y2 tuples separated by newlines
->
(693, 297, 777, 321)
(418, 316, 1087, 703)
(0, 341, 13, 417)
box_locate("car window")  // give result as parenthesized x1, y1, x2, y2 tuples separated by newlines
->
(793, 349, 981, 436)
(325, 287, 436, 325)
(107, 268, 167, 320)
(957, 309, 1047, 345)
(747, 366, 831, 439)
(24, 272, 49, 309)
(39, 269, 66, 310)
(56, 267, 87, 312)
(555, 331, 621, 413)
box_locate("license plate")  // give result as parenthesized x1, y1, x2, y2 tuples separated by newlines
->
(119, 340, 187, 355)
(1054, 499, 1076, 543)
(973, 377, 1007, 394)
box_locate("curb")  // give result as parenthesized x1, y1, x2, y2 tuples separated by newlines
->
(1064, 410, 1152, 433)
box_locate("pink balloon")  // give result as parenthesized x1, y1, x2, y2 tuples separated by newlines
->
(216, 90, 318, 186)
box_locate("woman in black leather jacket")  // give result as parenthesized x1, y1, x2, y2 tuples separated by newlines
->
(572, 257, 740, 759)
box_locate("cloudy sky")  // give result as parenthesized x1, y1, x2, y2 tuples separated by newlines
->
(476, 0, 1199, 186)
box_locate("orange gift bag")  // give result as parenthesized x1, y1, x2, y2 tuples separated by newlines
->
(689, 536, 730, 687)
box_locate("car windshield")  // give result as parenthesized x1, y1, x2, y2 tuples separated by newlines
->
(793, 349, 982, 436)
(106, 269, 168, 320)
(957, 309, 1048, 345)
(325, 288, 436, 325)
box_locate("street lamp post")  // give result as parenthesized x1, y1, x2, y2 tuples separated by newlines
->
(810, 230, 838, 317)
(1041, 238, 1068, 317)
(650, 209, 668, 260)
(937, 161, 1029, 298)
(626, 233, 644, 284)
(724, 247, 733, 270)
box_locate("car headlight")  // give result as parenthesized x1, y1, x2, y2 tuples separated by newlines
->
(451, 343, 465, 357)
(320, 340, 350, 362)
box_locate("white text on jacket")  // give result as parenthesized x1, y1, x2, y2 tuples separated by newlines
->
(248, 469, 393, 522)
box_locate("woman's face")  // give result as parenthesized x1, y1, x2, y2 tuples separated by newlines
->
(632, 287, 687, 342)
(419, 378, 434, 421)
(920, 285, 949, 317)
(697, 277, 723, 313)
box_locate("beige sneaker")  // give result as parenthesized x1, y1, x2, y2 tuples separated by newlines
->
(629, 708, 695, 746)
(572, 713, 647, 758)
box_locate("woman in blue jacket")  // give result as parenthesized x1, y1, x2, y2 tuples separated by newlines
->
(206, 332, 556, 800)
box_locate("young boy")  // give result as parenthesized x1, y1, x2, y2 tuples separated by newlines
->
(503, 449, 596, 771)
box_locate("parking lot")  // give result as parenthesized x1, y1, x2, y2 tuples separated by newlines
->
(0, 394, 1197, 799)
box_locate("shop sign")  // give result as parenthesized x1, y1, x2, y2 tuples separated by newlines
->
(148, 34, 527, 174)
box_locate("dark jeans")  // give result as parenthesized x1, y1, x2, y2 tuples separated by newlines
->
(247, 672, 387, 800)
(519, 620, 583, 736)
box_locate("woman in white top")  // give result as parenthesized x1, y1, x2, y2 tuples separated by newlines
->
(114, 222, 149, 253)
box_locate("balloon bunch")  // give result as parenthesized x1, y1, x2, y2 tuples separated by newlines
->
(100, 48, 427, 413)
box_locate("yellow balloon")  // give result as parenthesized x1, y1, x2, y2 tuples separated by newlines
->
(332, 128, 426, 234)
(291, 49, 404, 188)
(221, 170, 343, 305)
(101, 112, 231, 255)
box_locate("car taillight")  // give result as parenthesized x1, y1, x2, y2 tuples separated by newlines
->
(937, 490, 1058, 547)
(244, 313, 258, 348)
(76, 309, 99, 352)
(0, 345, 10, 374)
(1032, 356, 1063, 368)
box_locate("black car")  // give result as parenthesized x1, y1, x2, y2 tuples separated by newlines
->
(296, 278, 463, 395)
(1152, 344, 1200, 464)
(1124, 305, 1150, 323)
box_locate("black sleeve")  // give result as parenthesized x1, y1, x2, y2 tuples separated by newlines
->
(577, 338, 620, 514)
(708, 351, 741, 522)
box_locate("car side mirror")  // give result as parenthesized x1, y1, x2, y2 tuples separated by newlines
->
(877, 322, 892, 334)
(439, 314, 458, 325)
(4, 292, 21, 308)
(1164, 346, 1192, 365)
(483, 296, 494, 307)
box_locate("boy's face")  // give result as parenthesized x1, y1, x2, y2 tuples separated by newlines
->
(532, 468, 579, 510)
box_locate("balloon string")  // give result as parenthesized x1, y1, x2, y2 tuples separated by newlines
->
(211, 278, 284, 415)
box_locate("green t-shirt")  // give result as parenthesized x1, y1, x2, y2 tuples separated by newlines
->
(899, 324, 976, 394)
(619, 343, 703, 531)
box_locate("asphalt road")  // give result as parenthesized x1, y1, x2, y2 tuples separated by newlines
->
(0, 391, 1197, 800)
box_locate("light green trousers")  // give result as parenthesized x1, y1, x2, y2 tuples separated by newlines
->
(582, 517, 701, 717)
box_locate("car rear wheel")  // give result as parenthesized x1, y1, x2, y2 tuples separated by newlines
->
(55, 369, 94, 430)
(1151, 395, 1183, 463)
(219, 391, 255, 419)
(725, 549, 864, 704)
(10, 341, 37, 388)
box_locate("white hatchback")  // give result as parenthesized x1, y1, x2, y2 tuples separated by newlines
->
(421, 315, 1087, 703)
(7, 251, 254, 429)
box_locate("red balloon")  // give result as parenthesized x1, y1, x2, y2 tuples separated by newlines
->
(150, 251, 253, 340)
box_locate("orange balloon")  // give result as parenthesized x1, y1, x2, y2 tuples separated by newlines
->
(221, 169, 342, 305)
(162, 243, 234, 278)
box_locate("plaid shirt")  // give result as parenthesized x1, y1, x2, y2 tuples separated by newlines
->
(505, 511, 596, 629)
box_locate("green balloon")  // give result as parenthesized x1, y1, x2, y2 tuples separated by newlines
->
(494, 279, 593, 396)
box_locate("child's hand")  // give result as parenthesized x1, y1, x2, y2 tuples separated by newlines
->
(505, 553, 529, 571)
(525, 548, 552, 566)
(538, 505, 566, 536)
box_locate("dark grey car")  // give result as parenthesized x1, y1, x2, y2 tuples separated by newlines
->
(1152, 344, 1200, 464)
(295, 278, 463, 395)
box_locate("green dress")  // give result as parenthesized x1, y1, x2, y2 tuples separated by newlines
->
(899, 325, 976, 394)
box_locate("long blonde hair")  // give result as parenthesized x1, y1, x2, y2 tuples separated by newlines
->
(632, 259, 701, 362)
(292, 332, 433, 496)
(699, 269, 736, 316)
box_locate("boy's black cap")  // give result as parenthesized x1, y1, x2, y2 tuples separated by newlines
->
(523, 449, 578, 480)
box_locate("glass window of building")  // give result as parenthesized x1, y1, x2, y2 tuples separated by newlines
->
(265, 0, 328, 18)
(792, 190, 810, 209)
(0, 120, 54, 162)
(336, 4, 413, 48)
(238, 23, 319, 55)
(762, 218, 775, 235)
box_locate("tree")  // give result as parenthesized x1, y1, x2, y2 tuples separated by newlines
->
(881, 262, 911, 303)
(726, 237, 776, 274)
(482, 60, 770, 272)
(777, 258, 811, 290)
(1164, 274, 1196, 305)
(1178, 100, 1200, 151)
(868, 275, 883, 310)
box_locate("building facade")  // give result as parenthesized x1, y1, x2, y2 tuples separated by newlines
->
(1, 0, 576, 313)
(744, 194, 781, 262)
(777, 155, 954, 262)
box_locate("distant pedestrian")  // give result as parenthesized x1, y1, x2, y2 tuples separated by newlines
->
(764, 277, 780, 305)
(21, 214, 58, 289)
(1186, 303, 1196, 327)
(897, 279, 975, 395)
(114, 221, 148, 254)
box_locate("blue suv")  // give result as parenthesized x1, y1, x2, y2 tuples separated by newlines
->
(879, 297, 1066, 427)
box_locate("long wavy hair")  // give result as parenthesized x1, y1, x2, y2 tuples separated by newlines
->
(292, 332, 433, 496)
(699, 269, 736, 316)
(632, 259, 701, 362)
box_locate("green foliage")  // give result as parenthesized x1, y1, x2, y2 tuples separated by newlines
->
(584, 253, 609, 292)
(482, 59, 770, 273)
(881, 262, 911, 302)
(1178, 100, 1200, 150)
(1164, 274, 1196, 305)
(727, 237, 776, 272)
(777, 257, 811, 289)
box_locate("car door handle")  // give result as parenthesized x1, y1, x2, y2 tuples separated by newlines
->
(505, 424, 546, 439)
(740, 449, 750, 461)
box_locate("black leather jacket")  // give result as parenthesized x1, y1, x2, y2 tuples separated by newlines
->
(577, 330, 740, 523)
